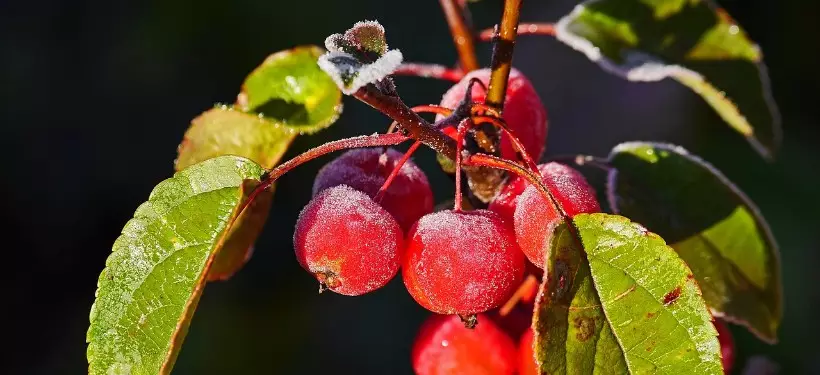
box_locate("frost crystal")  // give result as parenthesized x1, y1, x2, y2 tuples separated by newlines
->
(319, 20, 403, 95)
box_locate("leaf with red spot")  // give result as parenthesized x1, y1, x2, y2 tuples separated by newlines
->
(533, 213, 723, 374)
(607, 142, 782, 342)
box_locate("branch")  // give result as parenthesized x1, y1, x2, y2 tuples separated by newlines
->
(245, 132, 409, 209)
(393, 63, 465, 82)
(353, 85, 458, 160)
(439, 0, 480, 72)
(485, 0, 523, 110)
(479, 23, 555, 41)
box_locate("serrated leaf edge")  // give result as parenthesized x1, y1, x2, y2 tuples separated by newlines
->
(605, 141, 782, 343)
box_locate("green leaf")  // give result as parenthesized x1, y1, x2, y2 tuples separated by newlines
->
(555, 0, 781, 159)
(87, 156, 266, 375)
(176, 106, 296, 171)
(237, 45, 343, 133)
(533, 221, 628, 374)
(534, 213, 722, 374)
(175, 107, 288, 281)
(607, 142, 782, 342)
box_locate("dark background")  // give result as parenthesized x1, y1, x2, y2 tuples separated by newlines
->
(2, 0, 819, 373)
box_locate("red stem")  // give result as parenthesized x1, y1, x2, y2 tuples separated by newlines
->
(470, 115, 538, 172)
(465, 153, 568, 219)
(242, 133, 409, 214)
(393, 63, 465, 82)
(439, 0, 480, 72)
(479, 23, 555, 41)
(454, 119, 470, 211)
(375, 140, 423, 201)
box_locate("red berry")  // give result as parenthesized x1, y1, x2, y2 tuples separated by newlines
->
(489, 163, 552, 222)
(412, 314, 517, 375)
(440, 68, 548, 160)
(714, 319, 735, 373)
(403, 210, 525, 315)
(294, 185, 404, 296)
(517, 328, 537, 375)
(313, 148, 434, 231)
(513, 163, 600, 267)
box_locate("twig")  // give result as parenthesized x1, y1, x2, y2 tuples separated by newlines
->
(439, 0, 480, 72)
(479, 23, 555, 41)
(393, 63, 465, 82)
(485, 0, 523, 110)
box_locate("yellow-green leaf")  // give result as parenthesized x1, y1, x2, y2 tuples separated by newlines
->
(86, 156, 266, 375)
(237, 45, 342, 133)
(176, 106, 295, 171)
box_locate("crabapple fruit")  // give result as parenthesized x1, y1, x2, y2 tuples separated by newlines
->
(714, 319, 735, 373)
(402, 209, 525, 315)
(439, 68, 548, 160)
(517, 328, 537, 375)
(312, 147, 433, 231)
(294, 185, 404, 296)
(512, 162, 600, 267)
(412, 314, 517, 375)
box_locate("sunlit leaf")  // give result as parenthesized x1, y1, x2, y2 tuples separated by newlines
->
(607, 142, 782, 342)
(87, 156, 266, 375)
(176, 106, 295, 171)
(534, 213, 722, 374)
(237, 45, 343, 133)
(555, 0, 781, 159)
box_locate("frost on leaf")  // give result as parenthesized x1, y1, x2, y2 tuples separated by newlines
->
(319, 20, 403, 95)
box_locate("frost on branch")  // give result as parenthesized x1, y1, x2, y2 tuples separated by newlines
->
(318, 20, 403, 95)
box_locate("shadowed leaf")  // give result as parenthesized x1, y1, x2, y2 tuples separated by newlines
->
(555, 0, 781, 159)
(607, 142, 782, 342)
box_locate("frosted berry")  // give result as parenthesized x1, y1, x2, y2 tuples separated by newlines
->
(412, 314, 517, 375)
(403, 210, 525, 315)
(440, 68, 548, 160)
(714, 319, 735, 373)
(489, 163, 553, 222)
(513, 163, 600, 267)
(294, 185, 404, 296)
(517, 328, 537, 375)
(313, 147, 434, 231)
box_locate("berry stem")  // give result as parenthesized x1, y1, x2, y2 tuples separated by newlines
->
(471, 114, 539, 172)
(394, 63, 465, 82)
(353, 85, 458, 160)
(499, 274, 538, 316)
(375, 140, 423, 201)
(439, 0, 480, 72)
(485, 0, 523, 110)
(465, 153, 568, 219)
(479, 23, 555, 41)
(243, 132, 410, 215)
(454, 119, 471, 211)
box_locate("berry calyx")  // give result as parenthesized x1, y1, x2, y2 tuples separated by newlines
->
(714, 319, 735, 373)
(412, 314, 517, 375)
(403, 209, 525, 315)
(512, 162, 600, 267)
(312, 147, 434, 232)
(294, 185, 404, 296)
(517, 328, 537, 375)
(439, 68, 548, 160)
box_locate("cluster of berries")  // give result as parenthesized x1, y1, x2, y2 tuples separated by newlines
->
(292, 69, 735, 373)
